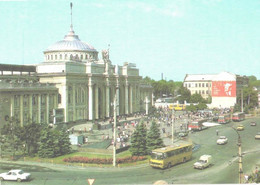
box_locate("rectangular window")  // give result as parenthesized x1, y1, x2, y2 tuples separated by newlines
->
(202, 83, 204, 87)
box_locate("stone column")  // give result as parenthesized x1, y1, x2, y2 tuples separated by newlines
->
(46, 94, 49, 124)
(125, 84, 129, 115)
(29, 94, 33, 122)
(20, 95, 24, 126)
(129, 86, 133, 114)
(38, 95, 41, 123)
(72, 85, 76, 121)
(88, 84, 93, 120)
(152, 92, 154, 106)
(60, 85, 68, 122)
(116, 87, 119, 115)
(10, 96, 14, 117)
(106, 85, 110, 118)
(95, 86, 99, 119)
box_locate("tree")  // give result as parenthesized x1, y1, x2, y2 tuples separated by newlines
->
(176, 85, 191, 103)
(186, 104, 197, 112)
(190, 93, 206, 103)
(38, 127, 56, 158)
(19, 123, 42, 156)
(57, 129, 72, 155)
(236, 86, 258, 112)
(146, 121, 164, 153)
(197, 103, 208, 110)
(130, 121, 147, 156)
(0, 117, 23, 159)
(38, 127, 71, 158)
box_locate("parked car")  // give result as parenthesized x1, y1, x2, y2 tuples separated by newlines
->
(250, 122, 257, 126)
(255, 132, 260, 140)
(0, 169, 31, 182)
(194, 155, 212, 169)
(217, 136, 228, 145)
(236, 125, 244, 131)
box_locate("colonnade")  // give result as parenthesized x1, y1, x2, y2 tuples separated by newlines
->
(10, 93, 57, 126)
(64, 81, 139, 122)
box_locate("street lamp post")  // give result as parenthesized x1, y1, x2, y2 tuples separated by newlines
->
(113, 86, 119, 167)
(232, 127, 243, 184)
(241, 89, 243, 113)
(171, 94, 181, 144)
(172, 109, 175, 144)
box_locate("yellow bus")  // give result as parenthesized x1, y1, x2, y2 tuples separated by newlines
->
(149, 143, 192, 169)
(173, 104, 186, 111)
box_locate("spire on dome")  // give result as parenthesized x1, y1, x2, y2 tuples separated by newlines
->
(70, 2, 73, 31)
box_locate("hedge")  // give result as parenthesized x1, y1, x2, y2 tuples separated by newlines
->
(63, 156, 147, 164)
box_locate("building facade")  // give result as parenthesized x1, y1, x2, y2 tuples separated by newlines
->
(0, 26, 153, 127)
(184, 72, 248, 108)
(36, 26, 153, 123)
(0, 64, 59, 126)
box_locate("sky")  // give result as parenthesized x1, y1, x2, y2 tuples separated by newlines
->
(0, 0, 259, 81)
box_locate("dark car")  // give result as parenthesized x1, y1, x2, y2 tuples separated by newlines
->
(178, 132, 188, 137)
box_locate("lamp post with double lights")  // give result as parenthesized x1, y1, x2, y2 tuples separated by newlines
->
(113, 85, 119, 167)
(171, 95, 181, 144)
(232, 127, 243, 184)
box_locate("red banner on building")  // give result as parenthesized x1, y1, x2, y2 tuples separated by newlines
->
(212, 81, 236, 97)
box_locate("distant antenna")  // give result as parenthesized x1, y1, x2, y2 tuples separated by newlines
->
(70, 2, 73, 30)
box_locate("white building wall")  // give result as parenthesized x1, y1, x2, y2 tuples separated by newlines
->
(210, 97, 236, 109)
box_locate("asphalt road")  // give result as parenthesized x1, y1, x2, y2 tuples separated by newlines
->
(0, 117, 260, 185)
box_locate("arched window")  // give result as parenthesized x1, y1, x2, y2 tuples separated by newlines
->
(81, 55, 83, 60)
(70, 54, 73, 60)
(85, 54, 88, 59)
(60, 54, 62, 60)
(51, 55, 53, 60)
(65, 54, 67, 59)
(47, 55, 50, 60)
(55, 55, 57, 60)
(75, 54, 79, 59)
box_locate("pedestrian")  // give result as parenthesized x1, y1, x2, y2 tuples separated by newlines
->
(244, 174, 249, 183)
(216, 129, 219, 136)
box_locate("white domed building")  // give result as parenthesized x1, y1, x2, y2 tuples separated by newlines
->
(44, 26, 98, 63)
(37, 25, 153, 123)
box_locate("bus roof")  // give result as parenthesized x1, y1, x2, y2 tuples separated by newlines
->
(152, 143, 192, 153)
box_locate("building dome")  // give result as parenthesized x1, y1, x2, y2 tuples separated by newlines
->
(45, 28, 97, 52)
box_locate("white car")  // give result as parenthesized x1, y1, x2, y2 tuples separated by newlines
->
(255, 132, 260, 140)
(217, 136, 228, 145)
(0, 169, 31, 182)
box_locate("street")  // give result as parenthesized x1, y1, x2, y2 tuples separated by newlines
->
(0, 117, 260, 184)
